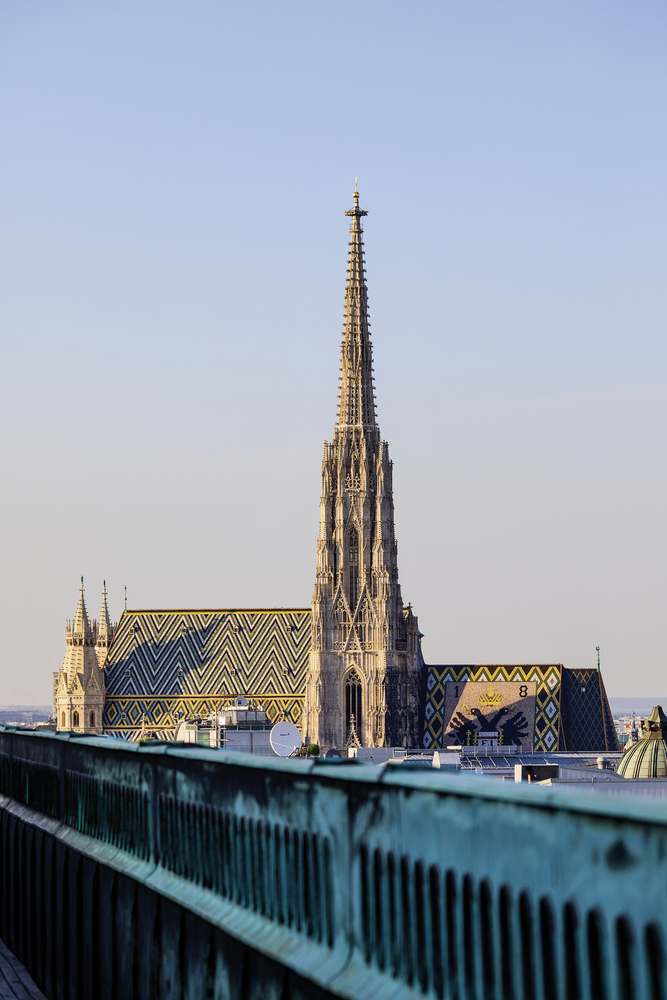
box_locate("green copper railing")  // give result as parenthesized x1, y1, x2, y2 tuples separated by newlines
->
(0, 727, 665, 1000)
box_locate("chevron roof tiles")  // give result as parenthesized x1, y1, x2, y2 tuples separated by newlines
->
(103, 608, 310, 737)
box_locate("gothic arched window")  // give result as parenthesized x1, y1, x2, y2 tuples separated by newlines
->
(89, 711, 95, 728)
(345, 669, 362, 737)
(349, 528, 359, 608)
(61, 713, 65, 729)
(72, 711, 80, 728)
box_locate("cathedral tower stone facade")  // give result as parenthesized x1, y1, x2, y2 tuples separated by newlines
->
(304, 188, 420, 751)
(55, 579, 109, 734)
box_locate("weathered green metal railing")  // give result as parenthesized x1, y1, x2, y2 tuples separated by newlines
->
(0, 727, 665, 1000)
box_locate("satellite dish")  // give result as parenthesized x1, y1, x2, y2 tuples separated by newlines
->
(270, 721, 301, 757)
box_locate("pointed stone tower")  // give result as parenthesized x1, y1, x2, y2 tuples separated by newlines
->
(95, 580, 115, 668)
(304, 187, 420, 751)
(55, 578, 105, 734)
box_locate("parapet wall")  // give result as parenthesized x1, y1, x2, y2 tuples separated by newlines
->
(0, 726, 664, 999)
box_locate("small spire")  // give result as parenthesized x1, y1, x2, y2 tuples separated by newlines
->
(124, 585, 127, 611)
(73, 577, 90, 634)
(98, 581, 113, 638)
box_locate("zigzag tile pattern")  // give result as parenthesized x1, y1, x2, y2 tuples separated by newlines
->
(103, 608, 310, 736)
(104, 695, 305, 740)
(422, 664, 564, 753)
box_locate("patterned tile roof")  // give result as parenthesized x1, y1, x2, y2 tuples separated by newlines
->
(421, 663, 564, 752)
(103, 608, 310, 738)
(422, 661, 618, 753)
(102, 611, 617, 752)
(559, 668, 619, 752)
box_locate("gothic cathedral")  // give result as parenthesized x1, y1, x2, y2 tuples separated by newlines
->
(53, 187, 618, 755)
(305, 188, 421, 751)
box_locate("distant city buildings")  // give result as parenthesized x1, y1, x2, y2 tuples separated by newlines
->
(615, 713, 642, 746)
(0, 710, 50, 726)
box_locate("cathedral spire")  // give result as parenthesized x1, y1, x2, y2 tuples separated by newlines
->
(336, 184, 377, 431)
(305, 189, 420, 753)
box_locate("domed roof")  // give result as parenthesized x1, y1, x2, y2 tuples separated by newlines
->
(616, 705, 667, 779)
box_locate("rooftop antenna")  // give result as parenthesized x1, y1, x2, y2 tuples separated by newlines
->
(596, 646, 600, 672)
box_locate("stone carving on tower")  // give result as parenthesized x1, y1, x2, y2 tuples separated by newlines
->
(55, 579, 108, 734)
(304, 186, 420, 751)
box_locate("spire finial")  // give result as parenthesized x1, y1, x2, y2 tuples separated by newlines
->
(124, 585, 127, 611)
(345, 185, 367, 221)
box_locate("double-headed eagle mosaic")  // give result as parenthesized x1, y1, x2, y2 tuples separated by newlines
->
(447, 704, 530, 747)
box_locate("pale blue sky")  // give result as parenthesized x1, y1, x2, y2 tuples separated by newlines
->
(1, 1, 667, 702)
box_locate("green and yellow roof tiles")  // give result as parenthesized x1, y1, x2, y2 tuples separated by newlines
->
(422, 663, 563, 752)
(104, 608, 311, 707)
(104, 693, 304, 738)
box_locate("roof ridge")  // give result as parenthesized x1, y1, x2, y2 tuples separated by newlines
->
(121, 607, 311, 614)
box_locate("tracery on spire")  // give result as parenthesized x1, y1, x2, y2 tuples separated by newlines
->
(336, 186, 377, 431)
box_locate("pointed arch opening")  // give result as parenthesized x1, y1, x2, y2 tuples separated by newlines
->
(345, 669, 363, 740)
(349, 528, 359, 608)
(89, 711, 95, 728)
(61, 712, 65, 729)
(72, 710, 80, 728)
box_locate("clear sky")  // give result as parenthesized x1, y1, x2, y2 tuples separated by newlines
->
(1, 0, 666, 703)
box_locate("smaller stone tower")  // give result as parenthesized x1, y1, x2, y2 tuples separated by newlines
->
(55, 578, 105, 734)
